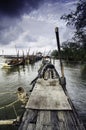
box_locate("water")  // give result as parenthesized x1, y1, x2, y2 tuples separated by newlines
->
(0, 57, 86, 129)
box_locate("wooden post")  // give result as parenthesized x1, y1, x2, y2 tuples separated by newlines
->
(55, 27, 64, 77)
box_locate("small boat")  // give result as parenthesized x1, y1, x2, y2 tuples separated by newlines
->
(2, 58, 25, 68)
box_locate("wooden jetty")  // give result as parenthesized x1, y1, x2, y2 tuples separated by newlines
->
(18, 63, 85, 130)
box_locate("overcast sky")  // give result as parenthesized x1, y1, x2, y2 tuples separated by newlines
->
(0, 0, 77, 55)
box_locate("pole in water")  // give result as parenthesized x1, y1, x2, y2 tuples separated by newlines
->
(55, 27, 64, 77)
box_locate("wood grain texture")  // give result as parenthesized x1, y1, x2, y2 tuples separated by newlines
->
(27, 123, 35, 130)
(18, 79, 85, 130)
(36, 111, 52, 130)
(26, 79, 71, 110)
(19, 110, 85, 130)
(19, 109, 38, 130)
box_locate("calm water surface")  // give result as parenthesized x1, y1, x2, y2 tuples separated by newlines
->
(0, 57, 86, 129)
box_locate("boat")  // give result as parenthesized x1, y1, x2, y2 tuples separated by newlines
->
(0, 27, 85, 129)
(2, 58, 25, 68)
(18, 61, 85, 130)
(18, 27, 85, 130)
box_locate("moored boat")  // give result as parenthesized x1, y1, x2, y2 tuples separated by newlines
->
(18, 61, 85, 130)
(2, 58, 25, 68)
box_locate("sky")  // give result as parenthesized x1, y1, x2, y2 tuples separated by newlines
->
(0, 0, 77, 55)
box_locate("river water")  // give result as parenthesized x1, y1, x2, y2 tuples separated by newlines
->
(0, 57, 86, 130)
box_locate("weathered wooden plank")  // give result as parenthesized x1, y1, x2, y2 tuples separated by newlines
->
(19, 110, 85, 130)
(26, 79, 72, 110)
(51, 110, 85, 130)
(57, 111, 66, 130)
(27, 123, 35, 130)
(69, 111, 85, 130)
(35, 111, 45, 130)
(64, 111, 78, 130)
(57, 111, 85, 130)
(22, 109, 29, 122)
(51, 111, 60, 130)
(36, 111, 52, 130)
(19, 109, 38, 130)
(57, 111, 76, 130)
(19, 77, 85, 130)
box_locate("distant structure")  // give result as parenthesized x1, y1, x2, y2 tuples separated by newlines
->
(36, 52, 42, 57)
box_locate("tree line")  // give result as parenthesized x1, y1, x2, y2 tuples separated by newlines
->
(51, 41, 86, 62)
(51, 0, 86, 63)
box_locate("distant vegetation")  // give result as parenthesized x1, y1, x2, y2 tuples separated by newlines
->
(51, 0, 86, 63)
(51, 41, 86, 63)
(61, 0, 86, 49)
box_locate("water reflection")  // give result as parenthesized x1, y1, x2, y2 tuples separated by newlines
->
(62, 61, 86, 128)
(2, 66, 25, 75)
(81, 65, 86, 80)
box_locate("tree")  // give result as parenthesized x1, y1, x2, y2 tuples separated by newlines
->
(61, 0, 86, 48)
(62, 41, 80, 61)
(51, 50, 58, 58)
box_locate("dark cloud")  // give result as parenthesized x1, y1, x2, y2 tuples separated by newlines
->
(0, 0, 73, 17)
(0, 0, 76, 47)
(0, 0, 44, 17)
(0, 0, 44, 45)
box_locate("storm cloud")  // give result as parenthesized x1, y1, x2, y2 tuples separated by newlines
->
(0, 0, 76, 17)
(0, 0, 77, 54)
(0, 0, 44, 17)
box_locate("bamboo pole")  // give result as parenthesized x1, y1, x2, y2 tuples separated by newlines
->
(55, 27, 64, 77)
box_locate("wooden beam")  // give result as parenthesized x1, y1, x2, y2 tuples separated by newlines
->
(36, 111, 52, 130)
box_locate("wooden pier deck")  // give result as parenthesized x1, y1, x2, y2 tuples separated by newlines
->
(19, 79, 85, 130)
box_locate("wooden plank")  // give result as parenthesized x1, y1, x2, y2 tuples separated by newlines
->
(57, 111, 84, 130)
(51, 111, 60, 130)
(57, 111, 73, 130)
(51, 111, 85, 130)
(36, 111, 52, 130)
(36, 111, 45, 130)
(19, 109, 38, 130)
(26, 79, 72, 110)
(27, 123, 35, 130)
(19, 110, 85, 130)
(22, 109, 29, 122)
